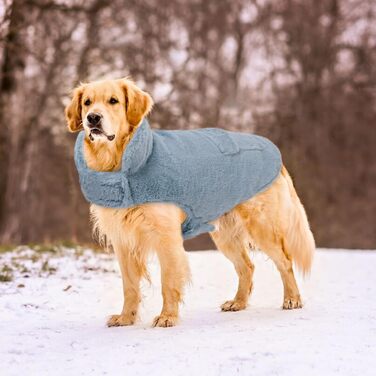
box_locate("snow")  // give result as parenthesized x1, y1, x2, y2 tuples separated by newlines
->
(1, 247, 375, 376)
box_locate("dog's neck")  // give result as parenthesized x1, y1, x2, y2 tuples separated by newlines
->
(77, 118, 153, 175)
(83, 135, 129, 172)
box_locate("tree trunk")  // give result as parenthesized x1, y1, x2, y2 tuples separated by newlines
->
(0, 0, 29, 237)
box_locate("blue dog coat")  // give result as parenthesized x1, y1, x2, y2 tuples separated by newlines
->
(74, 119, 282, 239)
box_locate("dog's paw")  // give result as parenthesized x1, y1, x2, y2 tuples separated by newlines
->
(221, 299, 247, 312)
(282, 297, 303, 310)
(107, 313, 136, 327)
(152, 314, 178, 328)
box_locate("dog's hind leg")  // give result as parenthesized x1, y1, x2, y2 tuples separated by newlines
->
(265, 246, 303, 309)
(236, 172, 306, 309)
(246, 234, 302, 309)
(210, 212, 254, 312)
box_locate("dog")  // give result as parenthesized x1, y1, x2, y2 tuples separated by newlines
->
(65, 77, 315, 327)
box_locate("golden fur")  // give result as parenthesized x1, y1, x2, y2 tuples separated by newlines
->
(65, 78, 315, 327)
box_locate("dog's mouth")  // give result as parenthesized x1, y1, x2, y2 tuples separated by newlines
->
(89, 128, 115, 142)
(91, 128, 103, 135)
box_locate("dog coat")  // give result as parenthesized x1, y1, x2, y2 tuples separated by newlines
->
(74, 119, 282, 239)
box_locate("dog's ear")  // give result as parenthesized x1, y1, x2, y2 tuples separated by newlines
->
(120, 78, 153, 127)
(65, 85, 84, 132)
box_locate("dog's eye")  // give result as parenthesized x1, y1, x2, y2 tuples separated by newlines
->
(109, 97, 118, 105)
(84, 99, 91, 106)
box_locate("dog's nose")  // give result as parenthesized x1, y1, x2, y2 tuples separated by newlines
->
(87, 112, 102, 127)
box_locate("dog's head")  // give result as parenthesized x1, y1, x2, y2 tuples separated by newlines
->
(65, 78, 153, 142)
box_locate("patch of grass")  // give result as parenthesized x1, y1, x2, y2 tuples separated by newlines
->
(30, 253, 42, 263)
(11, 261, 30, 275)
(0, 244, 15, 254)
(28, 244, 59, 254)
(26, 242, 102, 254)
(2, 242, 104, 256)
(58, 240, 80, 249)
(0, 264, 14, 282)
(40, 260, 57, 275)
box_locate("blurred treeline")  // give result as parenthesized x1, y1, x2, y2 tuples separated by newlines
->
(0, 0, 375, 249)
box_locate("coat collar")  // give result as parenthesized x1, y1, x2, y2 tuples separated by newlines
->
(75, 118, 153, 176)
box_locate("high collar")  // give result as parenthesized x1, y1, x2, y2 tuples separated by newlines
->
(75, 118, 154, 176)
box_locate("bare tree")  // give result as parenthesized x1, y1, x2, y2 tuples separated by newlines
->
(0, 0, 374, 248)
(254, 0, 376, 248)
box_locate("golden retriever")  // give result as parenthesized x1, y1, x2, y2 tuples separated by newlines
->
(65, 78, 315, 327)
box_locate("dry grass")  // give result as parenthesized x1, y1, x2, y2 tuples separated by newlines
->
(0, 244, 114, 284)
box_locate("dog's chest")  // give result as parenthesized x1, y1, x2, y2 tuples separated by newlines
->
(90, 204, 136, 246)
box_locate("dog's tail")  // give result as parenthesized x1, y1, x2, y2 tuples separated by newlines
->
(281, 166, 315, 275)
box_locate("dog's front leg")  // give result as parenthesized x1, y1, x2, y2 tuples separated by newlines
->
(153, 236, 190, 328)
(107, 245, 142, 327)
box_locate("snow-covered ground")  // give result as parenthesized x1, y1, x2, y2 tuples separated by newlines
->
(0, 247, 375, 376)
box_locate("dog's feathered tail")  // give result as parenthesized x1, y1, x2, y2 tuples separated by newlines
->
(282, 166, 315, 275)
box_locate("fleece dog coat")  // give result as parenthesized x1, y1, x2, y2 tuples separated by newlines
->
(74, 119, 282, 239)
